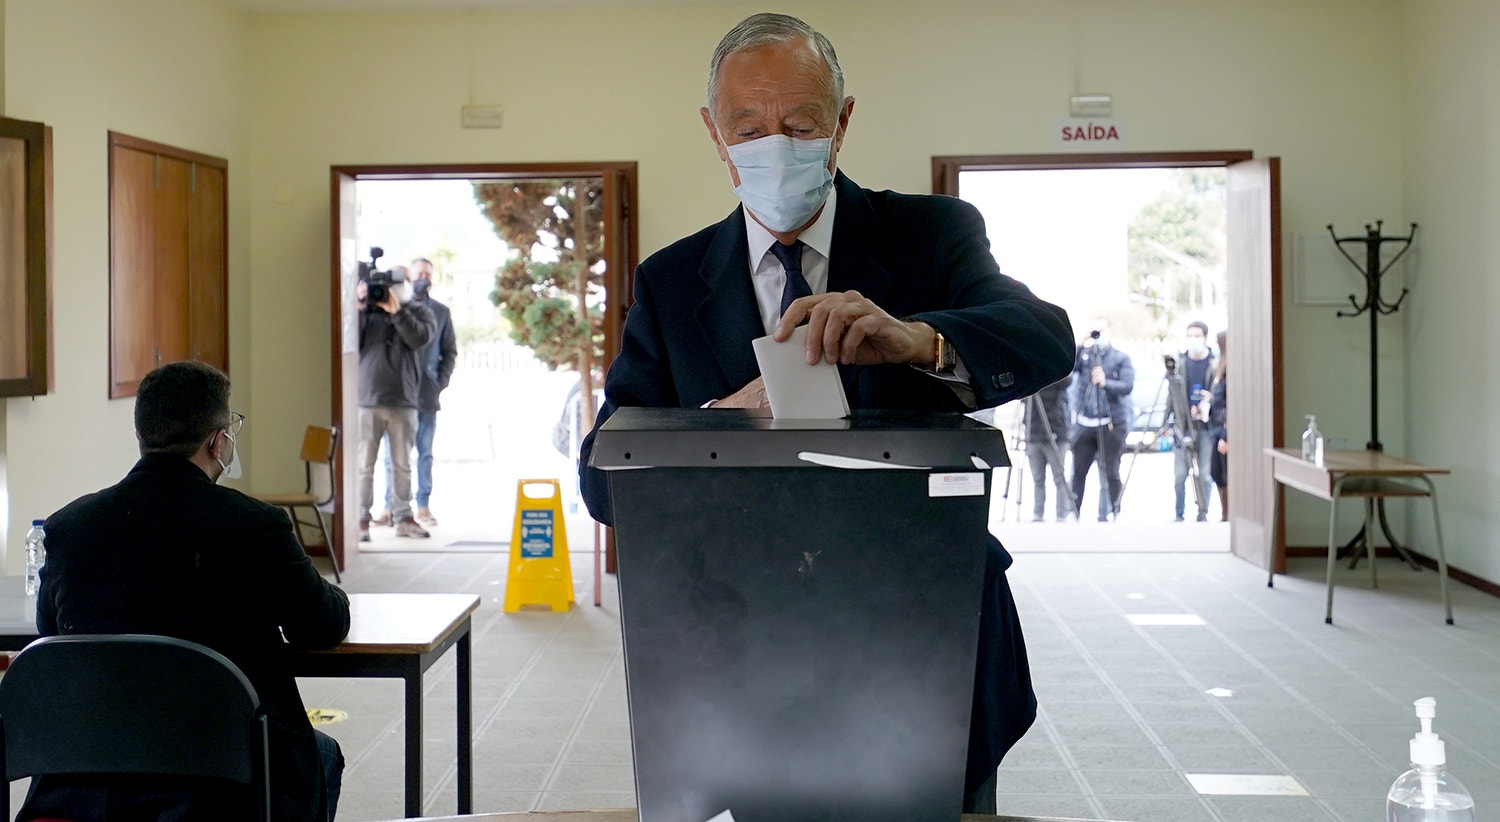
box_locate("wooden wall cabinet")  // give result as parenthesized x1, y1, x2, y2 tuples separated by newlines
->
(108, 132, 227, 399)
(0, 116, 54, 398)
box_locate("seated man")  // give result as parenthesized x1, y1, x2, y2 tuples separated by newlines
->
(26, 361, 351, 822)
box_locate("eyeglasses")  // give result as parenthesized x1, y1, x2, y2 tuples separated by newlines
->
(225, 412, 245, 438)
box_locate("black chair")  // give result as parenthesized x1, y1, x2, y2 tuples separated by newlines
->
(0, 634, 271, 821)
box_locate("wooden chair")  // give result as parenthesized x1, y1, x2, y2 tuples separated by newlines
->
(256, 425, 342, 582)
(0, 634, 271, 821)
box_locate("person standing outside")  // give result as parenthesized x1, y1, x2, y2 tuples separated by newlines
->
(374, 257, 458, 527)
(1025, 376, 1073, 522)
(27, 361, 350, 821)
(1170, 320, 1216, 522)
(1208, 329, 1229, 520)
(357, 264, 436, 540)
(1069, 318, 1133, 521)
(577, 12, 1075, 813)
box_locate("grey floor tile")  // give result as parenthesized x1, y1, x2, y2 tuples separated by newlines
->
(1292, 766, 1401, 799)
(1097, 795, 1219, 822)
(1066, 744, 1172, 770)
(1050, 721, 1156, 747)
(996, 768, 1085, 796)
(1080, 768, 1196, 796)
(1206, 796, 1339, 821)
(1165, 744, 1280, 772)
(536, 791, 637, 811)
(1149, 721, 1253, 746)
(1319, 798, 1389, 822)
(994, 795, 1102, 819)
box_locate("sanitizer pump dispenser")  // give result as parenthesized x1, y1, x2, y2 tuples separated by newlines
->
(1301, 415, 1324, 464)
(1386, 697, 1474, 821)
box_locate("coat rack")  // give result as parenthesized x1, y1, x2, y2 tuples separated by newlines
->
(1328, 220, 1417, 451)
(1327, 220, 1418, 567)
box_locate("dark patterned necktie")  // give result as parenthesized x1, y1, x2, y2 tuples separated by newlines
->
(770, 241, 812, 318)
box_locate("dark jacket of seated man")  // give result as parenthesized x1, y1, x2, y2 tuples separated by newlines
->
(578, 171, 1075, 794)
(24, 454, 351, 822)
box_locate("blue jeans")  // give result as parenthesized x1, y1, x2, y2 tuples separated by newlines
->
(315, 728, 344, 820)
(1174, 426, 1215, 518)
(383, 408, 438, 510)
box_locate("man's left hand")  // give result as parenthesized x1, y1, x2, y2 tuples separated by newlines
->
(776, 291, 935, 367)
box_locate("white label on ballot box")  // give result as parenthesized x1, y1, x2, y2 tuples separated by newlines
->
(929, 472, 985, 497)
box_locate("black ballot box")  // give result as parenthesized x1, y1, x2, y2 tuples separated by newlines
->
(590, 407, 1011, 822)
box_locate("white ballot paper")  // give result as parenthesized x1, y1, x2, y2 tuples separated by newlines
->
(751, 325, 850, 419)
(703, 812, 736, 822)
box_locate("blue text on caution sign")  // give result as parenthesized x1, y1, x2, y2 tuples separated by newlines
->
(520, 510, 554, 558)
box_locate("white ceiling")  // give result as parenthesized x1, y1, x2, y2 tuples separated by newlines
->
(225, 0, 728, 11)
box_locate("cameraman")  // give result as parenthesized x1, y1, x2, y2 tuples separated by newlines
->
(1068, 318, 1133, 521)
(357, 262, 437, 541)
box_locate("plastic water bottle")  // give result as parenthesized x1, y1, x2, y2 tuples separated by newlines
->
(1387, 697, 1475, 821)
(24, 519, 46, 596)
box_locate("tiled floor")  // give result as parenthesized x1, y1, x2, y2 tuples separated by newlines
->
(10, 548, 1499, 821)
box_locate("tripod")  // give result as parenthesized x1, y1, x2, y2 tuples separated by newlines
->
(1072, 343, 1124, 521)
(1015, 392, 1078, 522)
(1123, 356, 1209, 520)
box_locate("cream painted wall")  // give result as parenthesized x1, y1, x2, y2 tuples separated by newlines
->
(1, 0, 250, 568)
(1400, 0, 1500, 582)
(247, 0, 1408, 547)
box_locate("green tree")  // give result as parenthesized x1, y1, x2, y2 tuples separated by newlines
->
(1127, 168, 1226, 331)
(473, 179, 605, 429)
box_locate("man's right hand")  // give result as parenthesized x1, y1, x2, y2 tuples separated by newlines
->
(714, 377, 769, 409)
(1090, 366, 1105, 386)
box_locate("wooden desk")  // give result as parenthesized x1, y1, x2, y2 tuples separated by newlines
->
(0, 585, 480, 818)
(391, 812, 1124, 822)
(291, 593, 480, 818)
(1265, 447, 1452, 624)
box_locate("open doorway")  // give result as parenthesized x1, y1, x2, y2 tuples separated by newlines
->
(934, 153, 1283, 564)
(328, 163, 637, 569)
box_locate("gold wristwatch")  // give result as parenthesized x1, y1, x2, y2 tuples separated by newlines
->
(932, 330, 958, 374)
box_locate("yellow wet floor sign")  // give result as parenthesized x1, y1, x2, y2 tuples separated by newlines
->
(504, 479, 574, 612)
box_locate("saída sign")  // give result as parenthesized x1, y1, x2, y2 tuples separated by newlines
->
(1054, 117, 1126, 149)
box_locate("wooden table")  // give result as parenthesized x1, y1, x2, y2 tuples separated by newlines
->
(1265, 447, 1452, 624)
(0, 586, 480, 818)
(389, 812, 1124, 822)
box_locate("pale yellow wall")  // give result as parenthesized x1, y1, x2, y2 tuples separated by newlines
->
(1, 0, 250, 566)
(8, 0, 1482, 575)
(246, 0, 1408, 546)
(1400, 0, 1500, 582)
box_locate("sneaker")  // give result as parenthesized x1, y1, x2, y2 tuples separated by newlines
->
(395, 517, 430, 539)
(416, 507, 439, 526)
(358, 521, 371, 542)
(1173, 515, 1185, 522)
(1196, 513, 1209, 522)
(370, 511, 392, 527)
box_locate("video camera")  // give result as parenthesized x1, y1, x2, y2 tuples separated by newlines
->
(359, 247, 406, 307)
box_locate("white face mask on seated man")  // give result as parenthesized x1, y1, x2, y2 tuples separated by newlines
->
(213, 413, 244, 483)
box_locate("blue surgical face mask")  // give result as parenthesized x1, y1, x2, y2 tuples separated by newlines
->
(1187, 338, 1207, 356)
(724, 134, 834, 233)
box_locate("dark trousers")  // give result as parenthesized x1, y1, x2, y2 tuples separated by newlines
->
(1071, 425, 1125, 520)
(1027, 436, 1072, 520)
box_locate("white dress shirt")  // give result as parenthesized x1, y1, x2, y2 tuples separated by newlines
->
(743, 188, 837, 336)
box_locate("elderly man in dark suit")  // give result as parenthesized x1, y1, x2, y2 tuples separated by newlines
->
(579, 12, 1073, 813)
(28, 361, 350, 822)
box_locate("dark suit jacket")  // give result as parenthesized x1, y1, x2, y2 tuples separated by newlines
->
(579, 172, 1074, 792)
(25, 454, 351, 822)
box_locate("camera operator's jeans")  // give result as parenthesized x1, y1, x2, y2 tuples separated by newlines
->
(1174, 426, 1215, 519)
(1028, 435, 1073, 520)
(359, 405, 418, 522)
(1071, 425, 1125, 520)
(382, 408, 438, 510)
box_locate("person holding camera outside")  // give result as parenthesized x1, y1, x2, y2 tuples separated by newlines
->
(1169, 320, 1216, 522)
(357, 262, 437, 541)
(1069, 318, 1134, 522)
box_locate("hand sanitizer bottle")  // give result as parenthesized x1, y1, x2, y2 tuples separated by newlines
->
(1301, 415, 1324, 464)
(1386, 697, 1474, 821)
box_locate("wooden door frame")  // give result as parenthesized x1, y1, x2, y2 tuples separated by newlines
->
(931, 151, 1285, 563)
(328, 162, 638, 570)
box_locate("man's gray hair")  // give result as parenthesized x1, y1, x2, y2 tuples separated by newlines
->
(707, 13, 844, 116)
